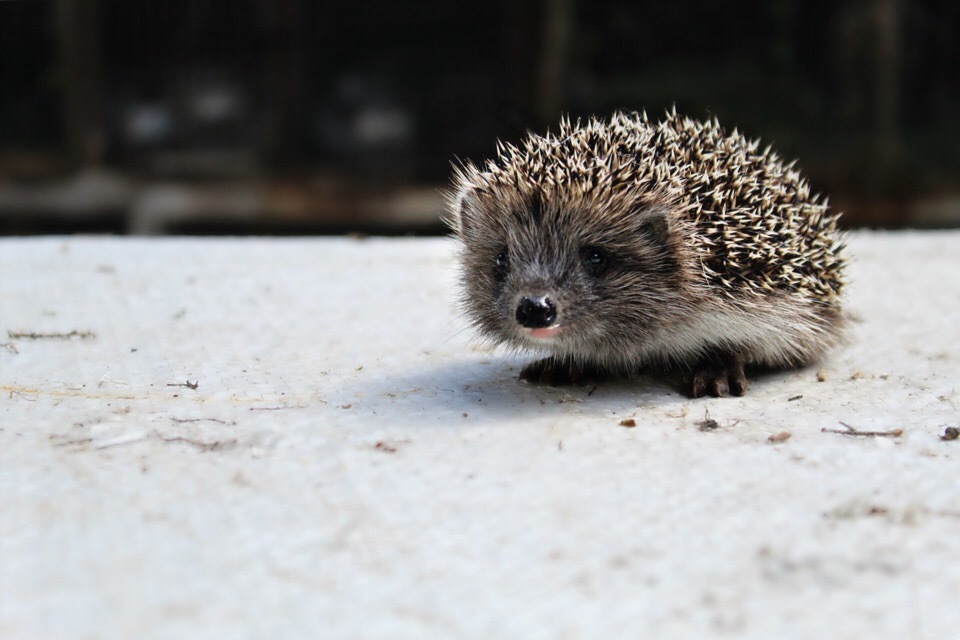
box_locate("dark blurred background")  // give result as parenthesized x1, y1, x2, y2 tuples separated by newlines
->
(1, 0, 958, 234)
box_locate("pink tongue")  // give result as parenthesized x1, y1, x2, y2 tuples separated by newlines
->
(528, 327, 561, 339)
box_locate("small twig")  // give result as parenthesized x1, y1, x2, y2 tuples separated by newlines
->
(787, 395, 803, 402)
(822, 421, 903, 438)
(166, 380, 199, 390)
(6, 387, 38, 401)
(587, 385, 598, 396)
(52, 437, 94, 448)
(159, 435, 237, 451)
(249, 404, 307, 411)
(0, 342, 19, 354)
(8, 330, 96, 340)
(170, 417, 234, 425)
(94, 435, 149, 450)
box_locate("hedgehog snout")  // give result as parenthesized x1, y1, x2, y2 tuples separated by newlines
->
(515, 296, 558, 328)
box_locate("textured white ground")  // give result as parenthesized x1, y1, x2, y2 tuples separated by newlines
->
(1, 232, 958, 640)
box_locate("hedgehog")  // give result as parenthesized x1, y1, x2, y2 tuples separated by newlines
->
(447, 110, 846, 397)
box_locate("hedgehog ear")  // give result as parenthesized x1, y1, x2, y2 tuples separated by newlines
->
(637, 207, 671, 245)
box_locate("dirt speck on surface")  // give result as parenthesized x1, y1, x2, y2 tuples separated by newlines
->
(166, 380, 199, 390)
(768, 431, 792, 443)
(696, 410, 741, 432)
(697, 411, 720, 431)
(619, 418, 637, 427)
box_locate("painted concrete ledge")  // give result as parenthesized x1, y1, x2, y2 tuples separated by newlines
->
(1, 231, 958, 639)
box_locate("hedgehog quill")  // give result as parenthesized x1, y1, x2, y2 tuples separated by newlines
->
(448, 111, 846, 398)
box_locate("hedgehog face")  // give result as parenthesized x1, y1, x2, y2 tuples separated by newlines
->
(456, 189, 687, 366)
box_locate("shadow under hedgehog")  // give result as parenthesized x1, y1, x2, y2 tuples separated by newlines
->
(447, 110, 846, 398)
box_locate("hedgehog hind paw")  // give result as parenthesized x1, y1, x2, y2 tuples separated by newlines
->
(688, 353, 748, 398)
(519, 357, 601, 386)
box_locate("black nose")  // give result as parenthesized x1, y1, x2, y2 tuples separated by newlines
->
(515, 296, 557, 328)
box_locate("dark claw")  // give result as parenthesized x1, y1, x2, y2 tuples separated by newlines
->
(710, 375, 729, 397)
(690, 372, 708, 398)
(729, 358, 748, 396)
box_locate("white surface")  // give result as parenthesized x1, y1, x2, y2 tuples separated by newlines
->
(1, 232, 958, 639)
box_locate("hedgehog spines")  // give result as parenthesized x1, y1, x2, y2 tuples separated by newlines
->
(453, 111, 845, 307)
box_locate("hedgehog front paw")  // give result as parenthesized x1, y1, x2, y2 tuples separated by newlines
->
(688, 353, 748, 398)
(519, 357, 598, 386)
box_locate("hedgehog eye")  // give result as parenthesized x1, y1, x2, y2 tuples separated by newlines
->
(493, 249, 510, 281)
(580, 246, 609, 275)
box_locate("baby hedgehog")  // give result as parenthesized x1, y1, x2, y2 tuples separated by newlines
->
(448, 111, 846, 397)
